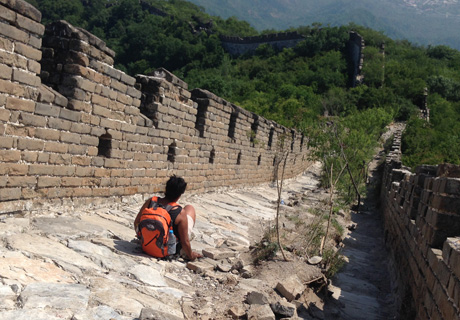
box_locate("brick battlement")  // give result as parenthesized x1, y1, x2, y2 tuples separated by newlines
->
(0, 1, 309, 213)
(381, 129, 460, 319)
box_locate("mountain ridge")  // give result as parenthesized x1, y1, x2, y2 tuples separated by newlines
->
(187, 0, 460, 49)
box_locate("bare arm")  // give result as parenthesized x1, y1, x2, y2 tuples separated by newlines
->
(175, 210, 202, 261)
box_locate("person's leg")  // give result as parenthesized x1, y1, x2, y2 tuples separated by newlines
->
(183, 205, 196, 240)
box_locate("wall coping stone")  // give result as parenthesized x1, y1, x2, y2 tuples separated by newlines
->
(0, 0, 41, 22)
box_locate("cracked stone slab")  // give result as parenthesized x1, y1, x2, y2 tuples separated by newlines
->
(128, 264, 167, 287)
(32, 216, 107, 240)
(6, 234, 102, 273)
(0, 251, 75, 285)
(19, 283, 90, 312)
(202, 248, 238, 260)
(90, 276, 183, 318)
(0, 218, 29, 236)
(80, 214, 135, 241)
(68, 239, 135, 271)
(72, 305, 131, 320)
(0, 309, 71, 320)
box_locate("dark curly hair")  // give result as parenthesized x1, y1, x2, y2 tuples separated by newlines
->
(164, 175, 187, 201)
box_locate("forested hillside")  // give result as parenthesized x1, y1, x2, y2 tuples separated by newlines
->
(27, 0, 460, 201)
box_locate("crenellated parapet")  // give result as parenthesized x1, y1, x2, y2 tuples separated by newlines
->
(0, 1, 310, 213)
(381, 129, 460, 320)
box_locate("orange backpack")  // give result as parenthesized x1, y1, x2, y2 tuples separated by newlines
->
(138, 197, 178, 258)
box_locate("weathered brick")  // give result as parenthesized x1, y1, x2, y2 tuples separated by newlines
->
(44, 141, 68, 154)
(0, 187, 21, 201)
(100, 118, 121, 130)
(34, 128, 60, 141)
(63, 63, 88, 77)
(28, 34, 41, 49)
(81, 135, 99, 146)
(17, 138, 44, 151)
(0, 93, 7, 107)
(72, 188, 93, 197)
(0, 5, 15, 23)
(0, 21, 28, 43)
(68, 144, 86, 155)
(116, 93, 132, 105)
(70, 122, 91, 134)
(21, 150, 38, 162)
(61, 177, 85, 187)
(7, 176, 36, 187)
(35, 102, 61, 117)
(0, 50, 27, 69)
(60, 132, 81, 144)
(111, 79, 128, 93)
(35, 151, 46, 162)
(28, 59, 41, 74)
(0, 36, 13, 51)
(48, 153, 71, 165)
(2, 0, 42, 22)
(0, 149, 21, 162)
(29, 164, 75, 176)
(12, 69, 40, 87)
(68, 51, 89, 67)
(0, 64, 13, 80)
(14, 42, 42, 61)
(0, 163, 27, 175)
(0, 136, 14, 148)
(430, 194, 460, 214)
(75, 166, 94, 177)
(91, 94, 109, 107)
(59, 108, 81, 122)
(19, 112, 46, 127)
(93, 104, 111, 118)
(67, 99, 91, 112)
(37, 176, 61, 187)
(6, 96, 34, 112)
(63, 75, 96, 92)
(48, 118, 72, 131)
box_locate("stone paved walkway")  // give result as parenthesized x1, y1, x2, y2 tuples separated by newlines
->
(0, 157, 397, 319)
(0, 164, 322, 320)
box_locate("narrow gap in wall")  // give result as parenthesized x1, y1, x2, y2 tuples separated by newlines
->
(237, 152, 241, 165)
(273, 156, 276, 166)
(258, 154, 261, 166)
(291, 130, 295, 152)
(268, 127, 274, 149)
(167, 141, 176, 163)
(210, 148, 215, 164)
(228, 110, 238, 139)
(195, 101, 207, 138)
(300, 133, 305, 151)
(250, 114, 259, 147)
(98, 133, 112, 158)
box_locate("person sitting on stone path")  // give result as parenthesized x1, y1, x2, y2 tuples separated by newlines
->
(134, 175, 203, 261)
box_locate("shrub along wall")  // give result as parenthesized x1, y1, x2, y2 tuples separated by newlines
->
(381, 130, 460, 320)
(0, 0, 310, 213)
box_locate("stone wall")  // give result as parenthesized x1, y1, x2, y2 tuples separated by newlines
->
(220, 32, 305, 56)
(381, 130, 460, 319)
(0, 0, 310, 213)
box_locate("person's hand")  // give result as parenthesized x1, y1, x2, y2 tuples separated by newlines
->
(189, 251, 203, 261)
